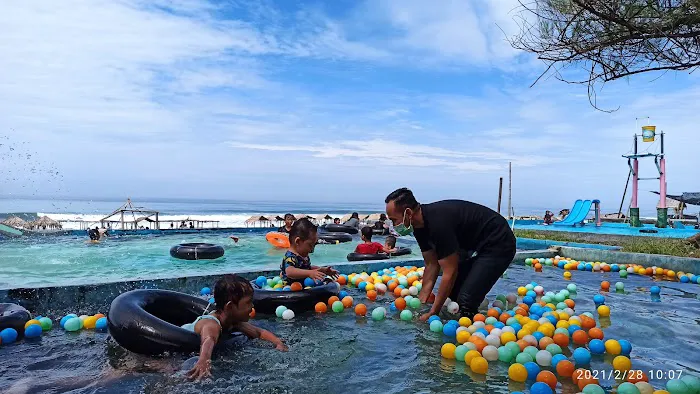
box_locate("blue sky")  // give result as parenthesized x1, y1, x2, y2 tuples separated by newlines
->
(1, 0, 699, 215)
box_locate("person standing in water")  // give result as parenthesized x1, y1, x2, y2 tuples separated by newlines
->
(277, 213, 295, 233)
(384, 187, 516, 320)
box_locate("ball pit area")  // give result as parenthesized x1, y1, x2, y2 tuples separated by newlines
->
(0, 262, 698, 393)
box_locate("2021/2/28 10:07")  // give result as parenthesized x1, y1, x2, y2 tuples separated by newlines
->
(576, 369, 684, 381)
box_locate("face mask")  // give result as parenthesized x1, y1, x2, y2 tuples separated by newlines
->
(394, 209, 414, 236)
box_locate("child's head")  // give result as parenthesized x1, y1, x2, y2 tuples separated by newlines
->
(360, 226, 373, 242)
(333, 218, 340, 224)
(385, 235, 396, 249)
(351, 212, 359, 219)
(283, 213, 295, 228)
(214, 274, 254, 321)
(289, 218, 317, 256)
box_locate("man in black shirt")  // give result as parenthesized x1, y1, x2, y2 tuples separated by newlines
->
(385, 187, 516, 320)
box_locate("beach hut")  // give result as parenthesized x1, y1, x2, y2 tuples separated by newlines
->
(29, 216, 62, 230)
(244, 215, 272, 228)
(1, 216, 28, 229)
(340, 213, 369, 223)
(316, 214, 333, 224)
(100, 198, 160, 230)
(365, 213, 384, 223)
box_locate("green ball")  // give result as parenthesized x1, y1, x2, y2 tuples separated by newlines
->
(618, 382, 642, 394)
(615, 282, 625, 290)
(400, 310, 413, 321)
(39, 317, 53, 331)
(680, 375, 700, 394)
(455, 345, 469, 361)
(667, 380, 691, 394)
(542, 295, 552, 303)
(409, 298, 421, 309)
(275, 306, 288, 317)
(371, 307, 386, 321)
(556, 302, 567, 310)
(515, 352, 533, 364)
(620, 270, 628, 278)
(64, 317, 82, 332)
(430, 320, 443, 332)
(546, 344, 562, 355)
(524, 346, 539, 359)
(554, 293, 566, 302)
(560, 289, 570, 298)
(498, 346, 513, 362)
(567, 283, 577, 292)
(525, 258, 533, 266)
(266, 279, 274, 286)
(416, 283, 422, 291)
(583, 384, 606, 394)
(332, 301, 344, 313)
(555, 328, 569, 336)
(496, 294, 507, 304)
(505, 341, 521, 356)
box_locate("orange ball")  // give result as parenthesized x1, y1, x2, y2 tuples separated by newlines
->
(388, 281, 398, 291)
(580, 316, 596, 330)
(537, 370, 558, 390)
(328, 296, 340, 308)
(602, 265, 611, 272)
(588, 328, 604, 340)
(395, 297, 407, 310)
(556, 360, 575, 377)
(473, 313, 486, 322)
(645, 267, 653, 275)
(601, 281, 610, 290)
(290, 282, 303, 291)
(499, 313, 511, 324)
(315, 302, 327, 313)
(393, 286, 403, 297)
(516, 339, 529, 351)
(342, 296, 354, 308)
(487, 308, 500, 318)
(578, 375, 599, 391)
(470, 337, 487, 353)
(249, 308, 256, 318)
(627, 370, 649, 383)
(94, 313, 105, 319)
(366, 290, 377, 301)
(553, 333, 570, 347)
(572, 368, 586, 387)
(354, 303, 367, 316)
(336, 276, 347, 285)
(539, 336, 554, 349)
(534, 263, 543, 272)
(572, 330, 589, 345)
(565, 299, 575, 308)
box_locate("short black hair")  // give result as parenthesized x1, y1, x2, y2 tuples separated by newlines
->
(385, 235, 396, 248)
(289, 217, 317, 242)
(379, 213, 387, 220)
(385, 187, 419, 210)
(351, 212, 359, 219)
(284, 213, 295, 220)
(214, 274, 253, 310)
(361, 226, 373, 241)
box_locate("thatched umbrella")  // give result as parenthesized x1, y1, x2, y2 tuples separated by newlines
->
(29, 215, 62, 230)
(1, 216, 28, 229)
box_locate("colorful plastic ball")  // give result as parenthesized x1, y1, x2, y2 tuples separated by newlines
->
(24, 319, 40, 329)
(573, 347, 591, 365)
(618, 382, 642, 394)
(583, 384, 606, 394)
(613, 355, 632, 371)
(597, 305, 611, 317)
(537, 370, 558, 390)
(304, 277, 315, 287)
(635, 382, 655, 394)
(339, 290, 348, 299)
(39, 317, 53, 331)
(447, 301, 459, 314)
(282, 309, 295, 320)
(498, 346, 514, 362)
(516, 352, 534, 364)
(24, 324, 42, 339)
(523, 296, 534, 306)
(83, 316, 98, 329)
(589, 339, 605, 354)
(551, 354, 567, 368)
(315, 302, 328, 313)
(524, 361, 541, 380)
(593, 295, 605, 305)
(442, 323, 458, 337)
(441, 343, 456, 359)
(400, 310, 413, 321)
(651, 286, 661, 294)
(509, 363, 528, 382)
(470, 356, 489, 374)
(64, 317, 82, 332)
(535, 350, 552, 366)
(464, 349, 481, 366)
(567, 284, 577, 292)
(60, 314, 78, 329)
(605, 339, 622, 355)
(371, 307, 386, 321)
(619, 339, 632, 356)
(332, 301, 344, 313)
(620, 270, 628, 278)
(556, 360, 575, 377)
(616, 282, 625, 290)
(95, 317, 108, 330)
(427, 315, 441, 324)
(546, 344, 563, 356)
(409, 298, 421, 309)
(453, 344, 469, 361)
(679, 376, 700, 394)
(275, 306, 288, 317)
(530, 381, 553, 394)
(200, 287, 211, 296)
(666, 380, 691, 394)
(0, 328, 18, 344)
(482, 345, 499, 361)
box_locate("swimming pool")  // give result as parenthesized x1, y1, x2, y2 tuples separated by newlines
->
(515, 222, 700, 239)
(0, 231, 422, 289)
(1, 264, 697, 393)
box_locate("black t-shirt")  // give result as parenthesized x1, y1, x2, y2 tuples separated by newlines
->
(413, 200, 515, 260)
(278, 226, 291, 234)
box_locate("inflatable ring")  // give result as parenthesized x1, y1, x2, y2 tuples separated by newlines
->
(389, 246, 412, 257)
(108, 289, 244, 355)
(266, 232, 290, 248)
(170, 243, 224, 260)
(321, 224, 359, 234)
(346, 253, 390, 262)
(252, 281, 340, 314)
(639, 229, 658, 233)
(318, 232, 353, 244)
(0, 303, 31, 337)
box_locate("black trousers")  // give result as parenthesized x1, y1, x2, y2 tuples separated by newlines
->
(449, 247, 516, 318)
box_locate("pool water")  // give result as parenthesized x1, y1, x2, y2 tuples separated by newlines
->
(1, 265, 698, 393)
(0, 232, 421, 289)
(515, 222, 700, 239)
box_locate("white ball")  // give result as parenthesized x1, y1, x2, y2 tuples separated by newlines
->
(627, 267, 635, 274)
(456, 326, 469, 334)
(555, 255, 561, 259)
(485, 334, 501, 347)
(467, 325, 478, 334)
(445, 297, 452, 306)
(282, 309, 295, 320)
(79, 315, 89, 322)
(447, 302, 459, 314)
(534, 286, 544, 295)
(635, 382, 654, 394)
(535, 350, 552, 366)
(490, 328, 503, 338)
(405, 295, 414, 303)
(538, 317, 550, 325)
(564, 308, 575, 316)
(523, 335, 538, 346)
(472, 331, 486, 339)
(482, 345, 499, 361)
(472, 321, 486, 329)
(464, 342, 477, 351)
(593, 264, 601, 271)
(375, 283, 387, 293)
(409, 286, 418, 296)
(501, 326, 515, 334)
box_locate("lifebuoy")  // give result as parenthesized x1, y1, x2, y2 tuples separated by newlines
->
(252, 281, 340, 314)
(346, 253, 390, 262)
(321, 224, 359, 234)
(170, 243, 224, 260)
(266, 232, 290, 248)
(0, 303, 31, 337)
(317, 232, 353, 244)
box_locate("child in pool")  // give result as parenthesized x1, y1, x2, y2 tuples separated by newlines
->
(186, 274, 287, 380)
(282, 218, 338, 283)
(383, 235, 398, 254)
(354, 226, 386, 255)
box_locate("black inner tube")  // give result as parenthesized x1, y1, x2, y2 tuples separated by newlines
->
(170, 243, 224, 260)
(321, 224, 359, 234)
(0, 303, 31, 337)
(389, 246, 412, 257)
(317, 232, 353, 244)
(252, 281, 340, 314)
(346, 253, 390, 262)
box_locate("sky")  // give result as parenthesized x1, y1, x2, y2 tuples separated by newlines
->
(0, 0, 699, 215)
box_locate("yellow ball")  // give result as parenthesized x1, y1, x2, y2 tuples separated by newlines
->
(556, 320, 570, 329)
(459, 317, 472, 327)
(605, 339, 622, 355)
(538, 323, 555, 337)
(613, 356, 632, 371)
(653, 391, 670, 394)
(365, 283, 375, 291)
(518, 287, 528, 296)
(558, 312, 570, 321)
(464, 350, 481, 366)
(597, 305, 611, 317)
(470, 356, 489, 374)
(501, 332, 517, 344)
(441, 343, 456, 359)
(24, 319, 41, 329)
(457, 331, 471, 344)
(564, 271, 572, 279)
(667, 270, 675, 277)
(83, 316, 98, 329)
(508, 363, 528, 382)
(517, 329, 531, 339)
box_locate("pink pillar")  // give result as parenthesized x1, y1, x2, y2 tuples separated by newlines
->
(659, 158, 666, 208)
(631, 159, 639, 208)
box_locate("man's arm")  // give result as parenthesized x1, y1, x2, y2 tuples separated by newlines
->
(417, 249, 440, 303)
(428, 252, 459, 316)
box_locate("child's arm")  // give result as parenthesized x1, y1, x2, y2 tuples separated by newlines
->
(285, 266, 325, 281)
(236, 322, 288, 351)
(187, 320, 221, 380)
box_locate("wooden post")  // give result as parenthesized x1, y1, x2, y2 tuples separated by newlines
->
(498, 177, 503, 215)
(507, 162, 512, 219)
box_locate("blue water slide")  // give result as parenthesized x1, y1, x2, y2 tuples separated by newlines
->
(555, 199, 593, 226)
(554, 199, 583, 226)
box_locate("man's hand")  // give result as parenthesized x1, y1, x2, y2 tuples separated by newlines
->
(308, 269, 326, 282)
(187, 359, 212, 381)
(275, 342, 289, 351)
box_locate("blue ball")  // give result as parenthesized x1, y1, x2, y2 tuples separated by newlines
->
(358, 282, 368, 290)
(304, 277, 315, 287)
(526, 290, 537, 298)
(476, 328, 489, 337)
(34, 315, 43, 320)
(0, 328, 18, 344)
(650, 286, 661, 294)
(443, 323, 457, 337)
(494, 322, 505, 329)
(200, 287, 211, 296)
(619, 339, 632, 356)
(523, 296, 534, 306)
(551, 354, 568, 368)
(578, 263, 585, 270)
(524, 361, 541, 380)
(589, 339, 605, 354)
(95, 317, 108, 330)
(427, 315, 441, 324)
(530, 281, 538, 286)
(573, 347, 592, 365)
(511, 323, 523, 333)
(532, 332, 545, 342)
(531, 382, 554, 394)
(24, 324, 42, 338)
(558, 261, 566, 268)
(208, 297, 215, 303)
(593, 295, 605, 305)
(680, 276, 689, 283)
(585, 263, 593, 271)
(339, 290, 348, 299)
(447, 320, 459, 327)
(546, 315, 558, 325)
(255, 276, 267, 287)
(60, 314, 78, 329)
(389, 302, 398, 312)
(611, 264, 620, 272)
(568, 325, 582, 335)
